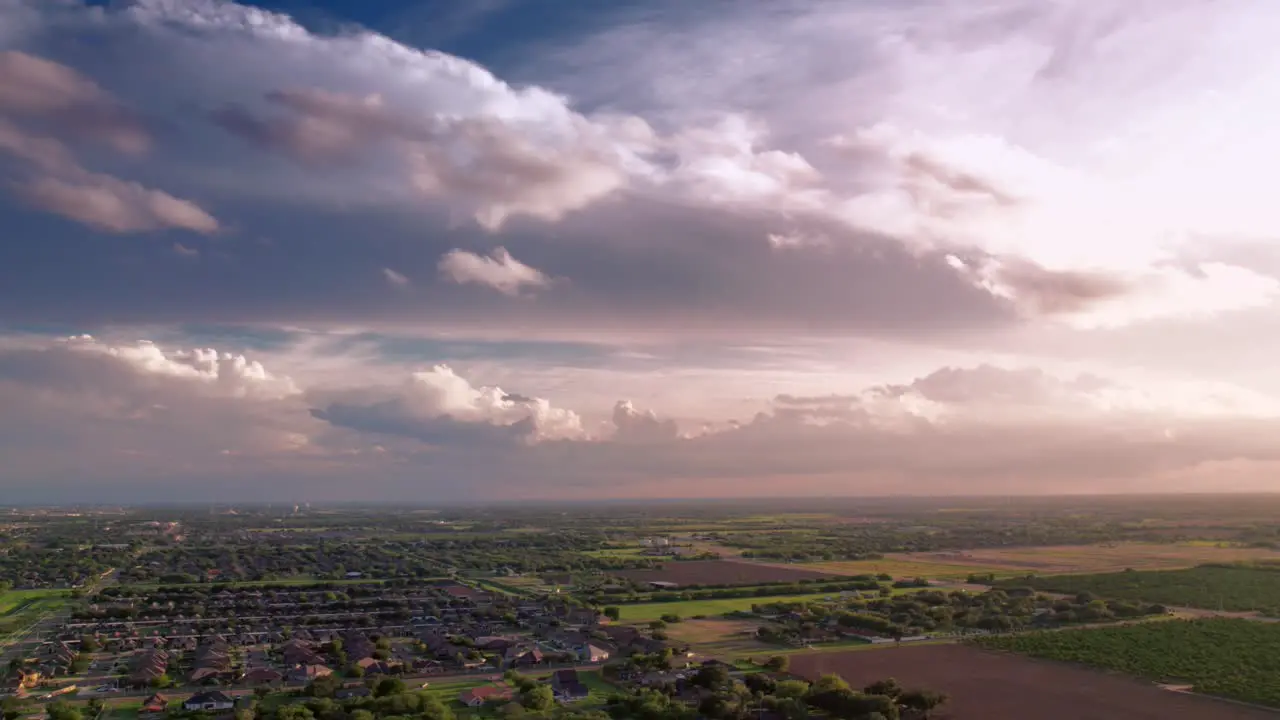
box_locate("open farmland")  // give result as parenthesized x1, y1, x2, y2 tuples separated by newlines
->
(928, 542, 1280, 574)
(612, 559, 839, 586)
(766, 542, 1280, 581)
(997, 565, 1280, 613)
(616, 591, 846, 622)
(975, 619, 1280, 709)
(788, 643, 1277, 720)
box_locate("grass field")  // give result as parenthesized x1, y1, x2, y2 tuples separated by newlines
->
(975, 619, 1280, 709)
(0, 589, 71, 637)
(996, 565, 1280, 613)
(618, 592, 849, 621)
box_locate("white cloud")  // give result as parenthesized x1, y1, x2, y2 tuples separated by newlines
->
(311, 363, 585, 445)
(382, 268, 410, 288)
(438, 247, 550, 296)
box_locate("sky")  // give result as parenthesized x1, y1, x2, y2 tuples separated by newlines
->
(3, 0, 1280, 503)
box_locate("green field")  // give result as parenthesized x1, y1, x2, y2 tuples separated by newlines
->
(0, 589, 71, 637)
(618, 592, 852, 621)
(996, 565, 1280, 613)
(974, 618, 1280, 708)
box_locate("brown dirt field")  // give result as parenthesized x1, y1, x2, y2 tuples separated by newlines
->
(613, 559, 840, 586)
(788, 644, 1276, 720)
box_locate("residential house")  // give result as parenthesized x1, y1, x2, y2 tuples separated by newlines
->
(459, 686, 511, 708)
(139, 694, 169, 716)
(281, 639, 322, 666)
(286, 664, 333, 684)
(550, 670, 589, 703)
(515, 649, 545, 667)
(581, 643, 612, 663)
(241, 667, 283, 685)
(128, 650, 170, 689)
(183, 691, 235, 712)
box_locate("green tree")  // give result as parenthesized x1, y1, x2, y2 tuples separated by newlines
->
(603, 606, 621, 621)
(764, 655, 789, 673)
(307, 673, 342, 698)
(863, 679, 902, 700)
(692, 664, 730, 690)
(46, 701, 81, 720)
(898, 689, 948, 717)
(521, 685, 554, 712)
(374, 677, 406, 697)
(276, 705, 315, 720)
(774, 680, 810, 700)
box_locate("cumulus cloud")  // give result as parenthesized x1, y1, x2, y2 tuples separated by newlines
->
(438, 247, 550, 296)
(3, 335, 1280, 499)
(0, 50, 217, 233)
(310, 364, 585, 446)
(611, 400, 679, 443)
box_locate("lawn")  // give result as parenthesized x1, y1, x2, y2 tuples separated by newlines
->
(618, 592, 849, 621)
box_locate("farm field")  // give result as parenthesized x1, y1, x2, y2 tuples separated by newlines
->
(997, 565, 1280, 613)
(760, 557, 1023, 580)
(769, 542, 1280, 581)
(788, 642, 1277, 720)
(975, 619, 1280, 709)
(931, 542, 1280, 574)
(612, 559, 839, 586)
(617, 592, 846, 622)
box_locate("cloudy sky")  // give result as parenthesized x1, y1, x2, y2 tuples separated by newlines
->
(3, 0, 1280, 503)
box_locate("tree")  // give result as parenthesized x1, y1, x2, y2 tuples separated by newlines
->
(863, 678, 902, 700)
(774, 680, 810, 700)
(307, 673, 342, 698)
(692, 664, 731, 690)
(504, 671, 536, 693)
(276, 705, 315, 720)
(697, 695, 731, 719)
(898, 689, 948, 717)
(374, 677, 406, 697)
(603, 606, 621, 621)
(151, 673, 173, 689)
(743, 673, 776, 696)
(347, 663, 365, 678)
(421, 695, 454, 720)
(521, 685, 555, 712)
(808, 674, 849, 695)
(764, 655, 789, 672)
(45, 702, 81, 720)
(350, 711, 375, 720)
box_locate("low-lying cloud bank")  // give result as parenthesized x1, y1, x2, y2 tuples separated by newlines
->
(3, 335, 1279, 502)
